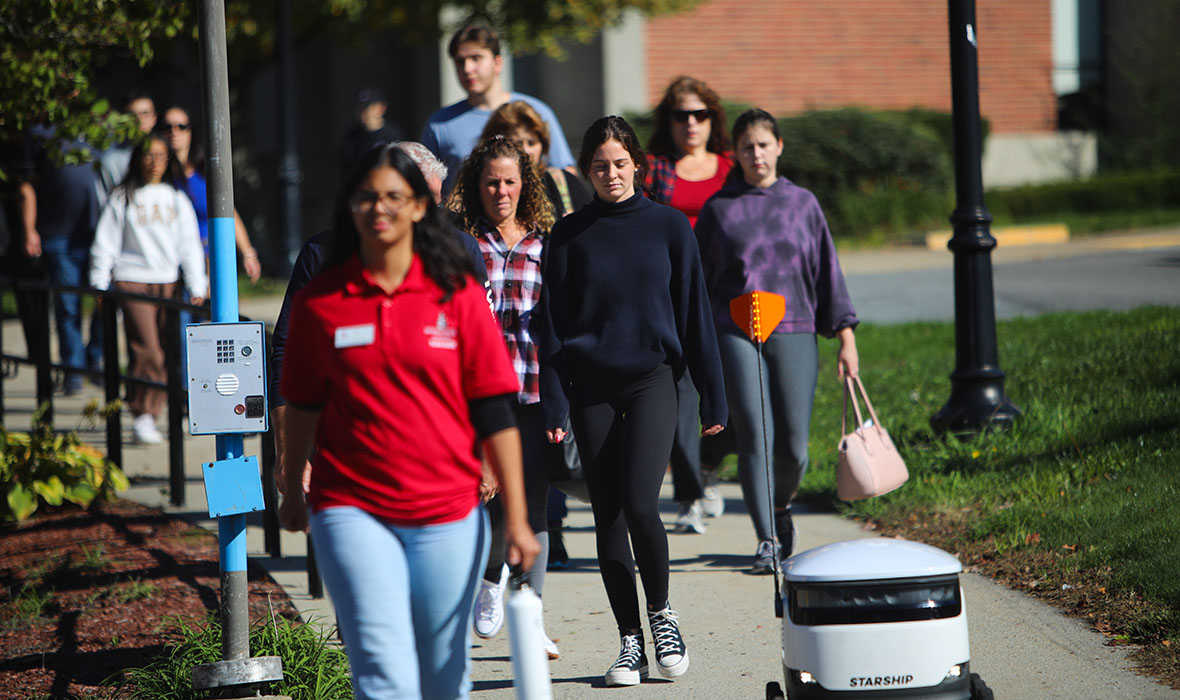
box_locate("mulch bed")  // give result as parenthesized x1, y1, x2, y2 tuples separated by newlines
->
(0, 499, 300, 700)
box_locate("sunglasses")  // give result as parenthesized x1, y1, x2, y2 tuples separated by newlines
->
(164, 122, 190, 132)
(671, 108, 712, 124)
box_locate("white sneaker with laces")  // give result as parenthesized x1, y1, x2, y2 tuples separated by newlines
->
(132, 414, 163, 445)
(473, 564, 508, 639)
(701, 486, 725, 518)
(541, 627, 560, 659)
(673, 500, 706, 534)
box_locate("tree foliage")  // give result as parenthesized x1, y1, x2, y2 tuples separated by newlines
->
(219, 0, 698, 64)
(0, 0, 187, 166)
(1, 0, 696, 169)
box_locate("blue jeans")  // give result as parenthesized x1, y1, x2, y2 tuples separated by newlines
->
(310, 505, 489, 700)
(40, 236, 102, 380)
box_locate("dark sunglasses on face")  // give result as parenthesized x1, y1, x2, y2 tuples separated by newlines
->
(164, 122, 190, 132)
(671, 108, 712, 124)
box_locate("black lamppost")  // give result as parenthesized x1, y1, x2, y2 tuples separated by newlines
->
(276, 0, 303, 272)
(931, 0, 1021, 434)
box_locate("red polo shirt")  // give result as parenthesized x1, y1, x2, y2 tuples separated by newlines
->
(281, 254, 519, 526)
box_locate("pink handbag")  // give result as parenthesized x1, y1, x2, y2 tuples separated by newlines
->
(836, 375, 909, 501)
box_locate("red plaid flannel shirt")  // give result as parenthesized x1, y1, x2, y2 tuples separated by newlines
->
(475, 219, 545, 404)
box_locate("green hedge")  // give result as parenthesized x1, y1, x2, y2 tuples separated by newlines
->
(777, 108, 955, 239)
(987, 169, 1180, 218)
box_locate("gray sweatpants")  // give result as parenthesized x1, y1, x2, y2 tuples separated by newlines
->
(717, 330, 818, 543)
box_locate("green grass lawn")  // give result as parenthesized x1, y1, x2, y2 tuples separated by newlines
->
(724, 307, 1180, 647)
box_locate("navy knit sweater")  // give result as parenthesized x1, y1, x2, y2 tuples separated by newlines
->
(538, 192, 728, 430)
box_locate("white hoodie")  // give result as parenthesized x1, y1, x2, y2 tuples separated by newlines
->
(90, 183, 208, 298)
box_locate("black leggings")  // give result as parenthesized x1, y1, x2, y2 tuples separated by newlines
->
(570, 363, 678, 633)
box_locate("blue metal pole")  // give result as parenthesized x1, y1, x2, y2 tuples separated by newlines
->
(200, 0, 249, 662)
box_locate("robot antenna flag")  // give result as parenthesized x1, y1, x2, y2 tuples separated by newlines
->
(730, 291, 786, 616)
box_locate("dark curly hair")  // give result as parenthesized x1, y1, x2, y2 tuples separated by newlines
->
(648, 76, 730, 158)
(327, 144, 475, 301)
(446, 135, 555, 237)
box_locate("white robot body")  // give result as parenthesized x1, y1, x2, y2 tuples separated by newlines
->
(779, 539, 974, 699)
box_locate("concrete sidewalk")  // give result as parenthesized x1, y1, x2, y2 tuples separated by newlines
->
(3, 230, 1179, 698)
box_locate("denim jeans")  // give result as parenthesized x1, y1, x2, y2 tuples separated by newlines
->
(310, 505, 489, 700)
(40, 236, 102, 381)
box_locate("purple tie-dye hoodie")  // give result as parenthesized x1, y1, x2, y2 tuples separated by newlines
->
(695, 177, 858, 338)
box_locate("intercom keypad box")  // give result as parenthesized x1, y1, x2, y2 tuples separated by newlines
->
(186, 322, 268, 435)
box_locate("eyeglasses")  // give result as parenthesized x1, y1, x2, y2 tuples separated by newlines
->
(142, 153, 169, 162)
(349, 190, 414, 214)
(164, 122, 190, 132)
(671, 108, 712, 124)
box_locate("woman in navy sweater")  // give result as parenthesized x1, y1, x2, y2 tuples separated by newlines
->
(539, 115, 727, 687)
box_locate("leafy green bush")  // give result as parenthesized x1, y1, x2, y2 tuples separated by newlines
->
(777, 108, 954, 239)
(988, 169, 1180, 219)
(112, 614, 352, 700)
(1, 403, 129, 521)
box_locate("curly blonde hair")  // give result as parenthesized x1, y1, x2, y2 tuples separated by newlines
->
(447, 135, 555, 236)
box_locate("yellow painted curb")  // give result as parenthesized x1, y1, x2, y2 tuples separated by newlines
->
(925, 224, 1070, 251)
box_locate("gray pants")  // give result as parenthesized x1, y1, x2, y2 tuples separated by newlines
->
(718, 330, 818, 543)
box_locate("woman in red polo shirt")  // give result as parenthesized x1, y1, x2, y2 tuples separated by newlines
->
(278, 144, 539, 700)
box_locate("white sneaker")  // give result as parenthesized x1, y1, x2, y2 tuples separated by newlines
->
(132, 414, 163, 445)
(473, 564, 508, 639)
(541, 627, 560, 660)
(701, 486, 725, 518)
(672, 500, 706, 534)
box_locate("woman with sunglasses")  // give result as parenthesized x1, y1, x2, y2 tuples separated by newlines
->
(161, 105, 261, 282)
(279, 144, 539, 699)
(539, 115, 727, 686)
(447, 135, 562, 658)
(646, 76, 734, 536)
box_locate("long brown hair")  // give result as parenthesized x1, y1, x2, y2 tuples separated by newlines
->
(447, 136, 555, 236)
(648, 76, 730, 158)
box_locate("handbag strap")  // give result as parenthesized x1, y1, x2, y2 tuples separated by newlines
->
(842, 375, 866, 435)
(851, 375, 885, 433)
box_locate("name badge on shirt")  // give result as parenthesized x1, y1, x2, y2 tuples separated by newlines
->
(334, 323, 375, 348)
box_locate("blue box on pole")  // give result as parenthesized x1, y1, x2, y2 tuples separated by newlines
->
(201, 455, 265, 518)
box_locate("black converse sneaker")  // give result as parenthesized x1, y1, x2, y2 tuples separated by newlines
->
(647, 603, 689, 679)
(605, 633, 648, 686)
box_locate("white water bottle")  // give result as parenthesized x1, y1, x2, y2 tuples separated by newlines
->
(506, 576, 552, 700)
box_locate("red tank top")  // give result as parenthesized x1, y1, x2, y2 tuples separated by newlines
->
(669, 155, 733, 228)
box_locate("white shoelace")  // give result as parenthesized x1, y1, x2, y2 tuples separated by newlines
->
(611, 634, 643, 669)
(476, 582, 501, 622)
(647, 608, 683, 657)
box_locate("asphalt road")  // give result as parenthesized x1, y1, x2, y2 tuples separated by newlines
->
(842, 230, 1180, 325)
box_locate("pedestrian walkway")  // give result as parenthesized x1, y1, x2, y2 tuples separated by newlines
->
(4, 229, 1179, 698)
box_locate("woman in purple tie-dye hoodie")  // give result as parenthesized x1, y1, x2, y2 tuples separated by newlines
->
(695, 108, 860, 575)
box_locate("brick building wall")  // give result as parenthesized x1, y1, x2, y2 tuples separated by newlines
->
(645, 0, 1056, 133)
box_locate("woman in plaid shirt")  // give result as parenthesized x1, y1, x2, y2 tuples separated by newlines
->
(448, 135, 564, 658)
